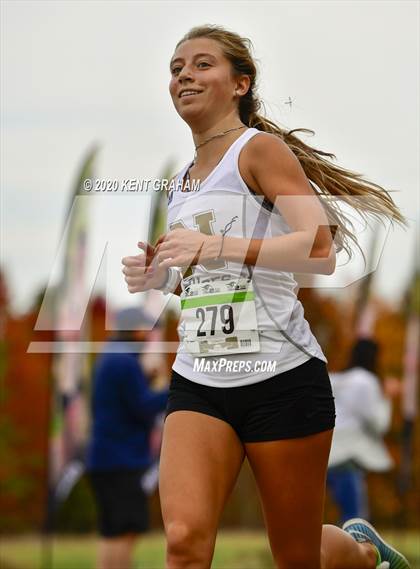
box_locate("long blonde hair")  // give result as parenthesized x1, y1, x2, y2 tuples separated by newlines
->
(175, 25, 407, 263)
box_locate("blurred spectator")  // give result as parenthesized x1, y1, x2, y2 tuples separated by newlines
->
(86, 307, 169, 569)
(327, 339, 395, 524)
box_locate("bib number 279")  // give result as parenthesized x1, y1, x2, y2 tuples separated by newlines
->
(196, 305, 234, 336)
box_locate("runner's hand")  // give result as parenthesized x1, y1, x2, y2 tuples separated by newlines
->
(122, 241, 168, 293)
(154, 228, 219, 268)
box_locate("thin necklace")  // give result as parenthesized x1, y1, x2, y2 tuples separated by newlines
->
(184, 125, 247, 190)
(192, 125, 247, 163)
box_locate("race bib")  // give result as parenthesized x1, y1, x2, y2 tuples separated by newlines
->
(180, 275, 261, 357)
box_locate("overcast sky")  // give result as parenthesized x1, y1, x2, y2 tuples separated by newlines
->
(1, 0, 419, 314)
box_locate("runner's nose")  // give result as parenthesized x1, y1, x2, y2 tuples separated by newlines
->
(178, 64, 194, 83)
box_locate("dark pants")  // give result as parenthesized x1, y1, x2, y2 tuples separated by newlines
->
(327, 461, 369, 524)
(87, 469, 150, 537)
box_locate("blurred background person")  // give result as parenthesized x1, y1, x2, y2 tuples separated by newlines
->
(327, 338, 396, 524)
(86, 307, 169, 569)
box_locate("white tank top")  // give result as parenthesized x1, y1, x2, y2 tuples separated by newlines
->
(167, 127, 327, 387)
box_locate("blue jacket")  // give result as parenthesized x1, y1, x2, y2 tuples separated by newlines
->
(86, 341, 169, 471)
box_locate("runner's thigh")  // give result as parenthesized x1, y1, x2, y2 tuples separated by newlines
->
(245, 429, 333, 568)
(159, 410, 245, 537)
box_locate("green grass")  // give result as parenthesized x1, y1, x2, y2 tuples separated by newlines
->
(0, 530, 419, 569)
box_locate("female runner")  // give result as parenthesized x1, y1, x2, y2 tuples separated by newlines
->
(122, 25, 409, 569)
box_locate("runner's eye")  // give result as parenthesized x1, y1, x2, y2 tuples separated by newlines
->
(171, 61, 210, 75)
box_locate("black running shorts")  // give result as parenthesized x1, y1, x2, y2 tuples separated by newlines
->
(87, 469, 149, 537)
(165, 357, 336, 442)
